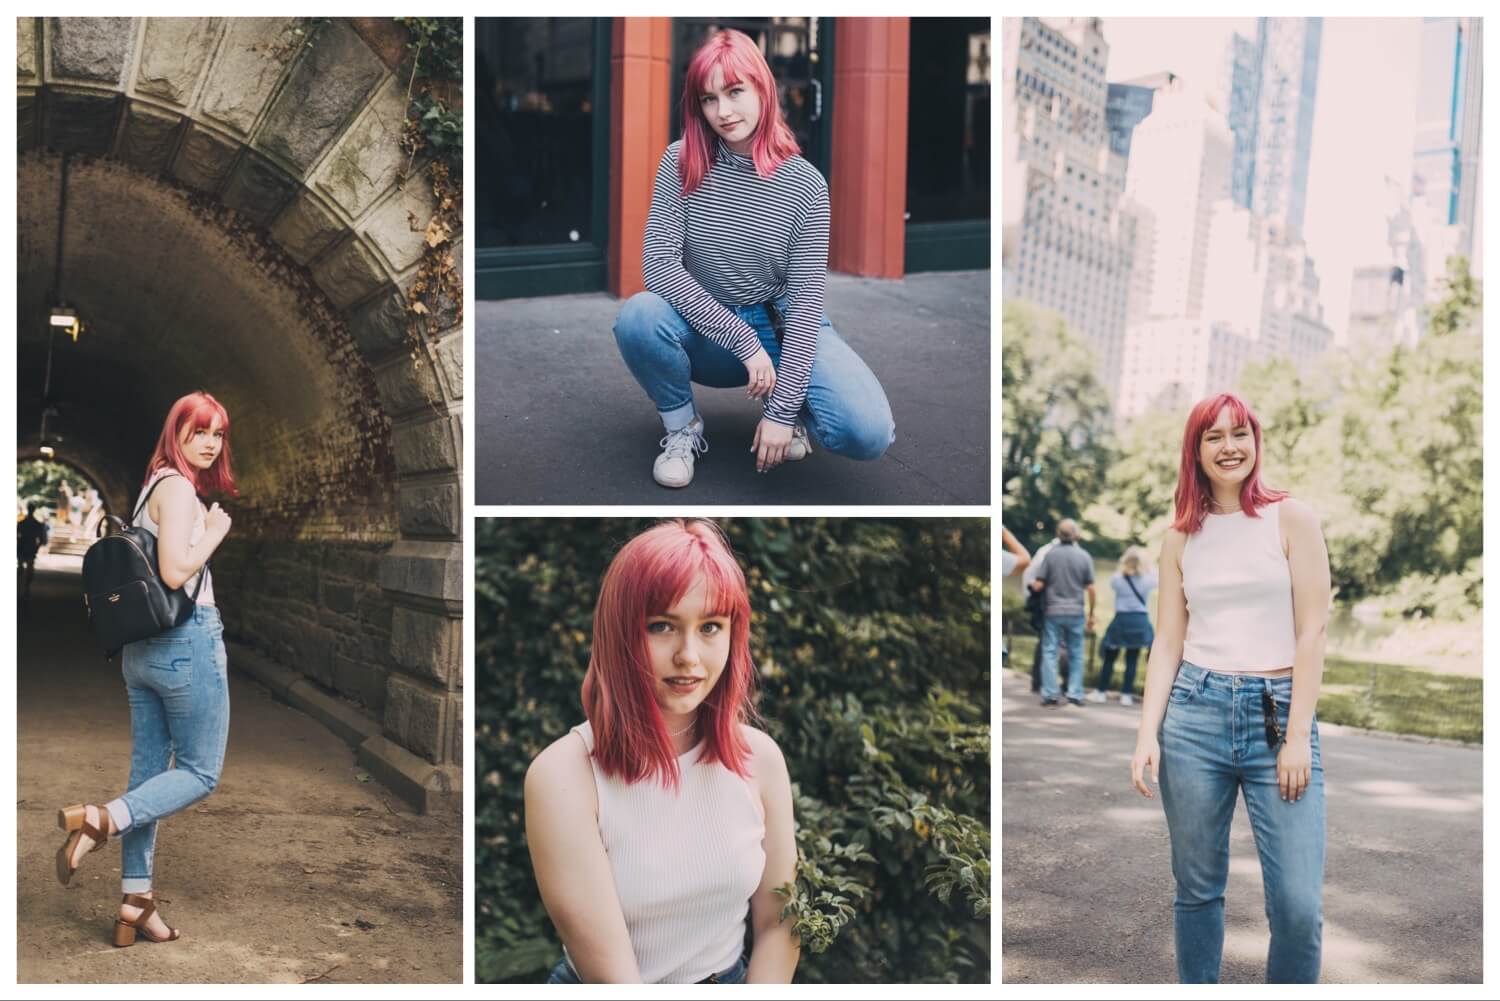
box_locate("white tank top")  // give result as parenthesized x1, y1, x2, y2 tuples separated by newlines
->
(134, 468, 215, 607)
(570, 720, 765, 984)
(1181, 500, 1296, 672)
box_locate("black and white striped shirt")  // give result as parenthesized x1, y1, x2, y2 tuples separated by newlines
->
(642, 139, 830, 427)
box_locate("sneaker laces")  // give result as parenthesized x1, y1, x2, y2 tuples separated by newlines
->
(660, 423, 709, 461)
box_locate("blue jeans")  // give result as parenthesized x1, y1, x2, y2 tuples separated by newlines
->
(613, 291, 895, 460)
(108, 607, 230, 893)
(1097, 646, 1142, 695)
(1038, 614, 1085, 701)
(545, 952, 747, 984)
(1158, 662, 1325, 983)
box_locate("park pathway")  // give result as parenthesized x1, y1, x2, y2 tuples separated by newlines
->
(1001, 670, 1482, 984)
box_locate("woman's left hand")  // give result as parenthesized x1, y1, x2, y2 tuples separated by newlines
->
(1276, 735, 1313, 802)
(751, 419, 794, 473)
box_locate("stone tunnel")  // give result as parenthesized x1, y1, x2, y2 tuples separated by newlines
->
(16, 18, 463, 811)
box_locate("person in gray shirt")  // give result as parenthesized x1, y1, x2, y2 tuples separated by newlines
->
(1032, 518, 1095, 706)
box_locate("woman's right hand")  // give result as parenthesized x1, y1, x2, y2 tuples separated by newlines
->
(1131, 733, 1160, 799)
(744, 349, 777, 400)
(206, 502, 232, 539)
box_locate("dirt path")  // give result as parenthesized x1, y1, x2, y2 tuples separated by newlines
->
(17, 568, 462, 984)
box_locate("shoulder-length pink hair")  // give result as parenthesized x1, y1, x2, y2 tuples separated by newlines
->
(1171, 392, 1285, 535)
(144, 391, 238, 497)
(677, 28, 801, 196)
(582, 519, 758, 788)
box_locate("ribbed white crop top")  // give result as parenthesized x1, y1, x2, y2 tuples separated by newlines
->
(1181, 500, 1296, 672)
(570, 720, 766, 984)
(134, 468, 214, 606)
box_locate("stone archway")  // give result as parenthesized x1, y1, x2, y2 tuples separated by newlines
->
(16, 17, 462, 811)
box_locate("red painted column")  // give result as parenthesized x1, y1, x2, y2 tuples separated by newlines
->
(829, 17, 910, 278)
(608, 17, 672, 299)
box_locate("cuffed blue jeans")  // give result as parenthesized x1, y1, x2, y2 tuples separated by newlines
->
(107, 606, 230, 893)
(1038, 614, 1086, 701)
(1158, 662, 1325, 984)
(613, 291, 895, 460)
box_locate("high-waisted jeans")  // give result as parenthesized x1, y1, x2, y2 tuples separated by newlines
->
(613, 290, 895, 461)
(106, 606, 230, 893)
(1158, 661, 1325, 983)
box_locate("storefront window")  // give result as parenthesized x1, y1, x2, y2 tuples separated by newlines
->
(906, 18, 991, 224)
(478, 18, 598, 248)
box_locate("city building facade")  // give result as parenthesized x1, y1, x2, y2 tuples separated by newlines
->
(1002, 16, 1137, 394)
(1413, 16, 1483, 302)
(481, 16, 991, 299)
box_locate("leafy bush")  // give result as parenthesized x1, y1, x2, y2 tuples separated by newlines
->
(475, 518, 991, 983)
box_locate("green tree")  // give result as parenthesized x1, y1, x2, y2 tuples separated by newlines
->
(1001, 301, 1115, 543)
(15, 460, 90, 514)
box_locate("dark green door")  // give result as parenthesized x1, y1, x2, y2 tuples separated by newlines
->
(476, 18, 611, 299)
(905, 18, 991, 272)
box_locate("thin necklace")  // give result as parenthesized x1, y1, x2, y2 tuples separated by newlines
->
(1211, 500, 1242, 513)
(668, 719, 697, 738)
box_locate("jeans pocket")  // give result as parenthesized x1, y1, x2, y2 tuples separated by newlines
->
(1167, 681, 1196, 705)
(138, 636, 194, 689)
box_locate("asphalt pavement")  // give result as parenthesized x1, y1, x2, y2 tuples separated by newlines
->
(1000, 670, 1482, 984)
(476, 270, 990, 504)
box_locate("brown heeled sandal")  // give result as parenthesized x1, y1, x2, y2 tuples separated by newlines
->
(55, 804, 113, 886)
(113, 893, 181, 947)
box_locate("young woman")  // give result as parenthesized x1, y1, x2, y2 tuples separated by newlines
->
(1087, 545, 1157, 706)
(613, 29, 895, 488)
(526, 520, 799, 983)
(1130, 393, 1331, 983)
(55, 391, 236, 947)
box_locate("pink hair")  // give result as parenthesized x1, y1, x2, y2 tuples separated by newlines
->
(677, 28, 801, 196)
(144, 391, 238, 497)
(582, 519, 758, 788)
(1171, 392, 1285, 535)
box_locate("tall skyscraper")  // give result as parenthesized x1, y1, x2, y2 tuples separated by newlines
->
(1348, 180, 1427, 351)
(1002, 17, 1139, 394)
(1221, 18, 1322, 238)
(1105, 72, 1175, 158)
(1123, 80, 1234, 321)
(1413, 16, 1483, 298)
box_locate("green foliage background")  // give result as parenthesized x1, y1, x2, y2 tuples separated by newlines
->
(1003, 258, 1483, 622)
(475, 518, 991, 984)
(15, 459, 93, 515)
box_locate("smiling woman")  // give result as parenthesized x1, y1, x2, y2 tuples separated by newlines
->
(1130, 392, 1333, 984)
(524, 519, 798, 984)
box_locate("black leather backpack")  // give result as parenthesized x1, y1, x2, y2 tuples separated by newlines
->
(82, 474, 207, 658)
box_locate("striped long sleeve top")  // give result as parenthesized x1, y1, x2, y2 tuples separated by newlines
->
(642, 139, 830, 427)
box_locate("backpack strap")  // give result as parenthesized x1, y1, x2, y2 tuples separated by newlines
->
(131, 470, 180, 524)
(134, 471, 210, 601)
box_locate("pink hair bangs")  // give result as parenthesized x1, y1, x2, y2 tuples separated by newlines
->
(677, 29, 800, 196)
(582, 520, 757, 788)
(1171, 392, 1285, 535)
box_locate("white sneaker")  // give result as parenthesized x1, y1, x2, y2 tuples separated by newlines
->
(1086, 690, 1108, 704)
(786, 423, 813, 461)
(1120, 694, 1135, 707)
(653, 418, 708, 488)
